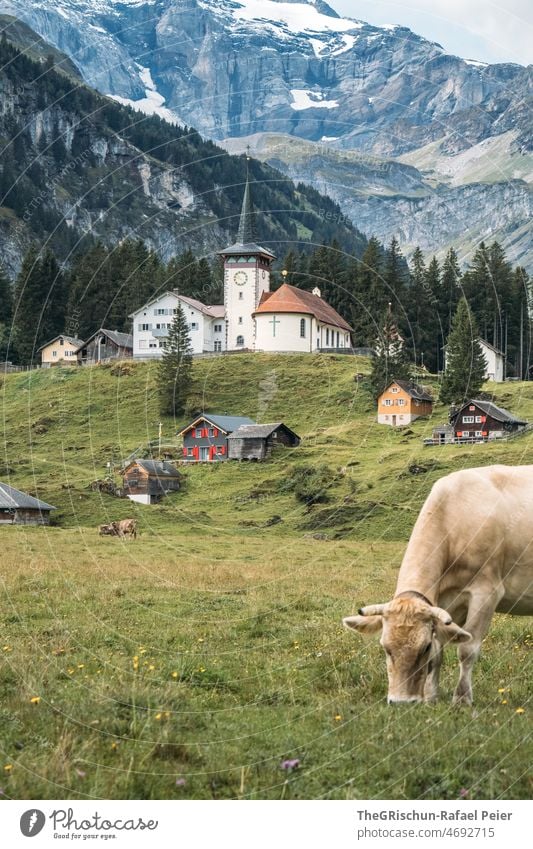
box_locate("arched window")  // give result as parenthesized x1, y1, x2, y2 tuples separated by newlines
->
(300, 318, 306, 338)
(236, 335, 244, 347)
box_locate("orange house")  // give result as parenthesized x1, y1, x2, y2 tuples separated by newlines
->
(377, 379, 433, 426)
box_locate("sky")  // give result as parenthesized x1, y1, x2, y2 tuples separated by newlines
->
(331, 1, 532, 66)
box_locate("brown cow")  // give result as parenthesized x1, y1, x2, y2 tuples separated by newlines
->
(98, 519, 137, 539)
(114, 518, 137, 539)
(343, 465, 533, 705)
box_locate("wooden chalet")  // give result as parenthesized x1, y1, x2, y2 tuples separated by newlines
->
(227, 422, 300, 461)
(377, 379, 433, 426)
(178, 414, 256, 462)
(450, 400, 527, 442)
(74, 329, 133, 365)
(123, 460, 182, 504)
(0, 482, 56, 525)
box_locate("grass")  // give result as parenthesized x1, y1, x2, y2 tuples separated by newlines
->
(0, 355, 532, 799)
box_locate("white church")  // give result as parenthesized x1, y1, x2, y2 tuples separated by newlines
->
(130, 174, 352, 357)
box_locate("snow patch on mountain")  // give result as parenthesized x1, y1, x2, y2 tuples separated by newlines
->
(290, 89, 339, 109)
(202, 0, 363, 36)
(108, 63, 180, 124)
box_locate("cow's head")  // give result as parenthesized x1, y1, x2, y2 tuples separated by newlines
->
(343, 597, 471, 703)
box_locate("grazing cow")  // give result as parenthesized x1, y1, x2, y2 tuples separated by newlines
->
(343, 465, 533, 704)
(114, 518, 137, 539)
(98, 519, 137, 539)
(98, 523, 118, 536)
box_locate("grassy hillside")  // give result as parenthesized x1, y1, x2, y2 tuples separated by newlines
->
(0, 355, 532, 799)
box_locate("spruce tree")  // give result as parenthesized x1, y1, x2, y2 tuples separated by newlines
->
(439, 297, 487, 405)
(370, 306, 411, 400)
(157, 304, 193, 417)
(409, 247, 439, 372)
(0, 265, 13, 362)
(12, 245, 43, 365)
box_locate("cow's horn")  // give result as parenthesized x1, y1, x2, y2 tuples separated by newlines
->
(429, 606, 453, 625)
(358, 604, 386, 616)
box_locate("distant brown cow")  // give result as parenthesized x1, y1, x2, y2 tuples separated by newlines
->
(114, 518, 137, 539)
(98, 523, 118, 536)
(98, 519, 137, 539)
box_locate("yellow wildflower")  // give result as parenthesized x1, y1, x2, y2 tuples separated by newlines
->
(30, 696, 41, 705)
(171, 671, 178, 679)
(4, 764, 13, 772)
(111, 742, 118, 750)
(148, 664, 155, 671)
(155, 713, 162, 721)
(334, 714, 342, 722)
(515, 707, 525, 714)
(501, 700, 508, 705)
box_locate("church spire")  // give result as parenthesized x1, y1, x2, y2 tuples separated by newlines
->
(236, 153, 257, 245)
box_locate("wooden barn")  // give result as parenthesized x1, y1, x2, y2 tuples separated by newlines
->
(74, 329, 133, 365)
(227, 423, 300, 461)
(450, 399, 527, 441)
(178, 414, 256, 462)
(122, 460, 182, 504)
(0, 483, 56, 525)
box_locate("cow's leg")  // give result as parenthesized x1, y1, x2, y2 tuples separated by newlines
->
(454, 592, 500, 705)
(424, 642, 443, 703)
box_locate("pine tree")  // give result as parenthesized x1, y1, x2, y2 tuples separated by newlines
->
(439, 297, 487, 405)
(408, 247, 439, 372)
(157, 304, 193, 417)
(352, 237, 386, 346)
(370, 307, 411, 400)
(0, 264, 13, 361)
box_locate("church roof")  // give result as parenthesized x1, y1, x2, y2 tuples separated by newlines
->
(253, 284, 352, 332)
(219, 170, 276, 259)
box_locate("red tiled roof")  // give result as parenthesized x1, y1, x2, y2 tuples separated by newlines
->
(253, 284, 352, 331)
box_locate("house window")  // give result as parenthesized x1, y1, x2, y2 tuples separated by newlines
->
(238, 292, 243, 300)
(475, 416, 482, 423)
(52, 351, 57, 357)
(214, 341, 222, 352)
(326, 328, 329, 345)
(383, 399, 392, 406)
(190, 322, 199, 331)
(463, 416, 474, 423)
(154, 308, 166, 315)
(391, 387, 399, 393)
(236, 335, 244, 346)
(475, 431, 483, 438)
(238, 316, 243, 324)
(149, 341, 157, 348)
(300, 318, 306, 338)
(188, 447, 194, 456)
(139, 323, 151, 331)
(214, 324, 222, 333)
(195, 428, 203, 438)
(60, 338, 64, 346)
(397, 399, 405, 406)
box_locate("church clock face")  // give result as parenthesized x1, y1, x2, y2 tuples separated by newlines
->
(234, 271, 248, 286)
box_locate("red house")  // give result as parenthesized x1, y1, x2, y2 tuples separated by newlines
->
(178, 414, 256, 462)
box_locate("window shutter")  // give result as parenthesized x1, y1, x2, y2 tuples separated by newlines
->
(220, 445, 226, 455)
(481, 416, 487, 423)
(182, 447, 187, 457)
(213, 428, 218, 437)
(457, 431, 462, 438)
(193, 446, 199, 460)
(482, 431, 488, 437)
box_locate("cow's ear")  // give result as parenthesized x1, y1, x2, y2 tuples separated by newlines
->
(343, 615, 383, 636)
(435, 620, 471, 644)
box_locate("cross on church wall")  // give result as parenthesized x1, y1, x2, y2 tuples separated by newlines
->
(269, 316, 280, 337)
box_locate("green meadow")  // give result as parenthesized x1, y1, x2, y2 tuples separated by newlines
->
(0, 355, 531, 799)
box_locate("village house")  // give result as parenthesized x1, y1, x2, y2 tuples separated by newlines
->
(227, 422, 300, 460)
(38, 334, 84, 367)
(377, 380, 433, 426)
(74, 329, 133, 365)
(122, 459, 182, 505)
(0, 482, 56, 525)
(130, 292, 225, 357)
(178, 414, 256, 461)
(450, 399, 526, 441)
(479, 340, 505, 382)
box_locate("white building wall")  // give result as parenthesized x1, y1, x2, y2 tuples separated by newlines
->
(480, 341, 504, 382)
(255, 313, 350, 353)
(378, 412, 417, 426)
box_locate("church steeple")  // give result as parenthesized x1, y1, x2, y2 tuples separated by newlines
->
(236, 168, 257, 245)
